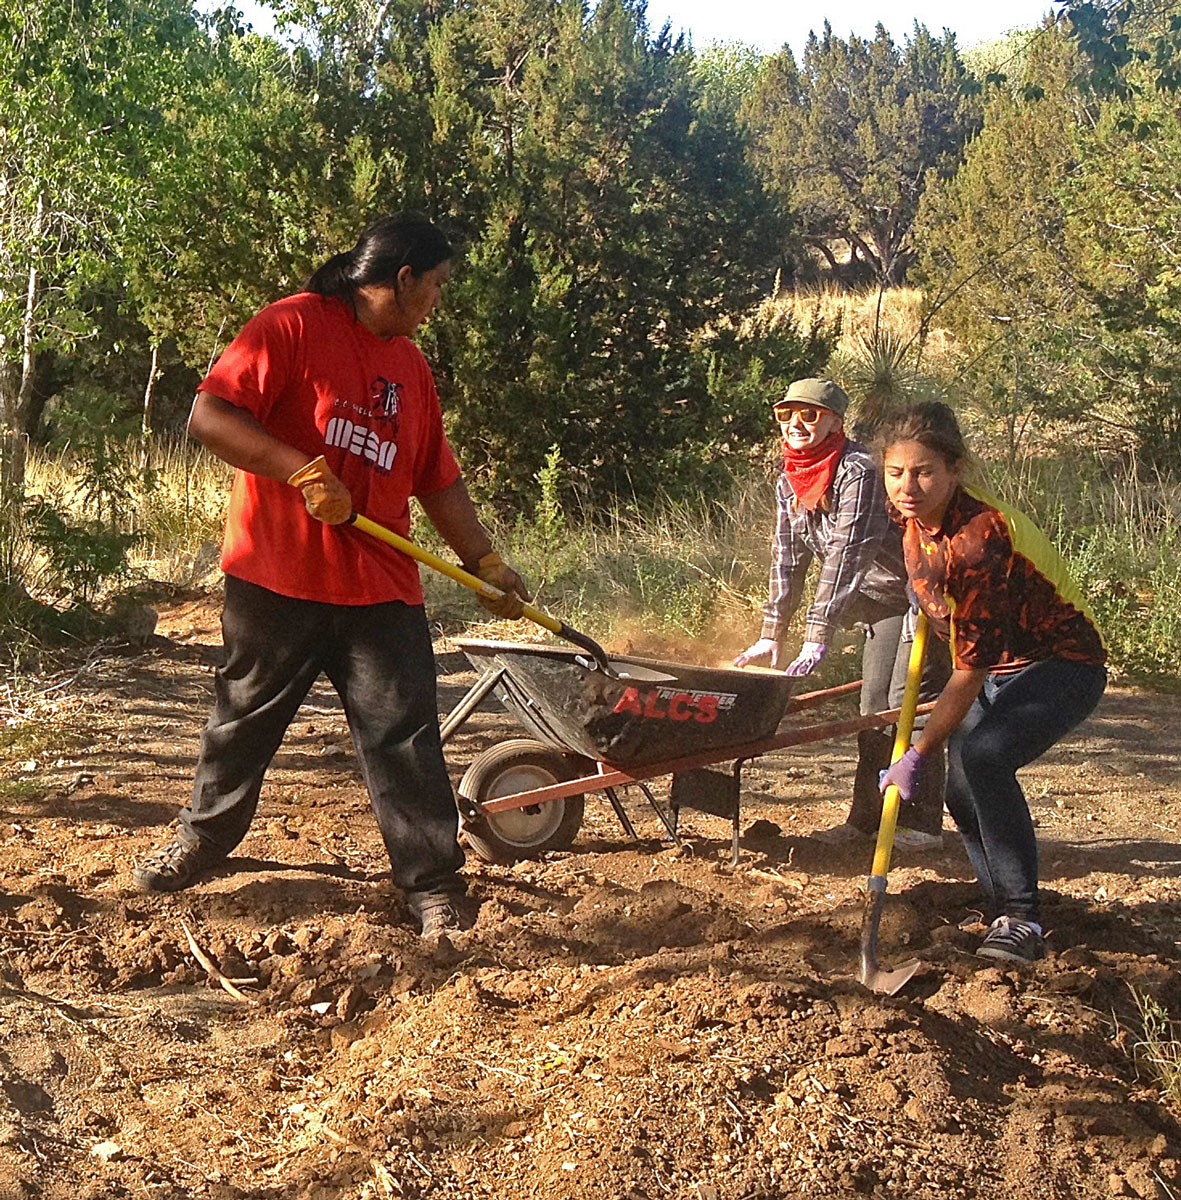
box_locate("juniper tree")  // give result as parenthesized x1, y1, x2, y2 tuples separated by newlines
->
(742, 22, 980, 286)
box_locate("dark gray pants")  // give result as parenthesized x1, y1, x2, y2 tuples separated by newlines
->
(948, 658, 1106, 920)
(847, 606, 951, 836)
(179, 576, 464, 897)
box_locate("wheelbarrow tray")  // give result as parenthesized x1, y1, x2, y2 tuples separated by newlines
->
(455, 638, 795, 767)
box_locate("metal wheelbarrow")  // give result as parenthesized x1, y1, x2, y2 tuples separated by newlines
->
(441, 638, 931, 866)
(445, 639, 795, 862)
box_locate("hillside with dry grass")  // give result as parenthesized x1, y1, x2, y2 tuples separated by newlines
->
(770, 285, 954, 367)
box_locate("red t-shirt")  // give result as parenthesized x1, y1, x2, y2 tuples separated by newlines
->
(199, 292, 460, 605)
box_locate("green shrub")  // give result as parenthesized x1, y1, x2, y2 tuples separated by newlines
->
(25, 500, 140, 605)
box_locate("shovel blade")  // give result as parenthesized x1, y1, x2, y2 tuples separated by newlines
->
(858, 884, 921, 996)
(859, 957, 922, 996)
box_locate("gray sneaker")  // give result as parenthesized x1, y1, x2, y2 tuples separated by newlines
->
(133, 835, 222, 893)
(976, 916, 1046, 963)
(418, 901, 464, 940)
(894, 827, 944, 852)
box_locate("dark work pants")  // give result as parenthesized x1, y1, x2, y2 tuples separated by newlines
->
(847, 608, 952, 836)
(179, 576, 464, 896)
(947, 658, 1107, 921)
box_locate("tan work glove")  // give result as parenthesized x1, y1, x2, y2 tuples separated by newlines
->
(286, 456, 353, 525)
(471, 552, 530, 620)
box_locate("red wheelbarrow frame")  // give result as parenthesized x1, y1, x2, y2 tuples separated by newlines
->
(448, 678, 934, 864)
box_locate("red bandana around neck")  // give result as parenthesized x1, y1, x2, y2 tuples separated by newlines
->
(782, 429, 847, 511)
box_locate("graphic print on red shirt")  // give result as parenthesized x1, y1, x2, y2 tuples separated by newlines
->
(199, 293, 460, 605)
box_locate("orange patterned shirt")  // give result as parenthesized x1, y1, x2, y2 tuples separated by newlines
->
(903, 486, 1105, 675)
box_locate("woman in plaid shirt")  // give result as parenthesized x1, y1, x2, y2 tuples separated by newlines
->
(735, 378, 950, 848)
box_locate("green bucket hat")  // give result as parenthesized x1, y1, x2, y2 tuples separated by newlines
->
(774, 378, 849, 418)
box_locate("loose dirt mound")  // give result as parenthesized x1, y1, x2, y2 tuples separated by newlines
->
(0, 596, 1177, 1199)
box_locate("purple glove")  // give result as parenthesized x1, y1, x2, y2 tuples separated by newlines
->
(785, 641, 826, 676)
(879, 746, 924, 801)
(734, 638, 781, 669)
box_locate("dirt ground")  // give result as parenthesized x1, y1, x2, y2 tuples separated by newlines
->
(0, 592, 1178, 1200)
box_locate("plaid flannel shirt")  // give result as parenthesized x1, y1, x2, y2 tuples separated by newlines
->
(759, 441, 909, 644)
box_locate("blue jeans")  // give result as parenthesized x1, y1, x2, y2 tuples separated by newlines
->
(946, 658, 1107, 921)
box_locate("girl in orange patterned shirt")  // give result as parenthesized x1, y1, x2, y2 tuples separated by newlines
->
(876, 402, 1106, 962)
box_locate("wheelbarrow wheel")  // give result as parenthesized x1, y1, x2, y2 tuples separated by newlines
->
(458, 739, 585, 864)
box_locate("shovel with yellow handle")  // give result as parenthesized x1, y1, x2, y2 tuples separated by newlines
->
(858, 611, 929, 996)
(347, 513, 631, 679)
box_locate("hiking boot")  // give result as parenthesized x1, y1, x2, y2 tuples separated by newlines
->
(811, 821, 873, 846)
(133, 835, 222, 893)
(894, 827, 944, 852)
(407, 889, 472, 940)
(976, 916, 1046, 963)
(417, 900, 464, 940)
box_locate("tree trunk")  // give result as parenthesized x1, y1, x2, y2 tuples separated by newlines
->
(14, 193, 45, 447)
(846, 231, 884, 281)
(0, 364, 19, 440)
(141, 342, 160, 483)
(0, 427, 27, 581)
(806, 238, 840, 272)
(0, 430, 26, 504)
(15, 351, 61, 443)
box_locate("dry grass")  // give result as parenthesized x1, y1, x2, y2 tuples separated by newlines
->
(427, 473, 788, 667)
(770, 284, 957, 368)
(1132, 988, 1181, 1115)
(24, 438, 230, 588)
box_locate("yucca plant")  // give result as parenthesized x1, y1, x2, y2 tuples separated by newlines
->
(831, 327, 946, 438)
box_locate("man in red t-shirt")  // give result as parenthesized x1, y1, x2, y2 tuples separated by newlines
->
(133, 215, 527, 940)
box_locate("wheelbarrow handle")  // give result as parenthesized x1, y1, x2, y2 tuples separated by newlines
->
(347, 514, 613, 673)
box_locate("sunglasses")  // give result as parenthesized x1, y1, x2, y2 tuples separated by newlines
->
(773, 404, 826, 424)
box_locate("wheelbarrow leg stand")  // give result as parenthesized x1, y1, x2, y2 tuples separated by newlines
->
(604, 787, 640, 842)
(669, 763, 743, 864)
(601, 782, 682, 849)
(440, 668, 506, 746)
(730, 761, 744, 867)
(636, 782, 684, 849)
